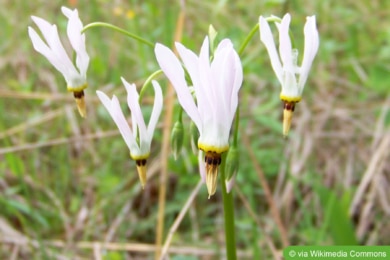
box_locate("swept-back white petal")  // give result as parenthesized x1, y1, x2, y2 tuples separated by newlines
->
(298, 15, 319, 92)
(230, 50, 243, 116)
(211, 46, 231, 121)
(155, 43, 202, 131)
(61, 6, 73, 18)
(198, 37, 214, 100)
(63, 7, 89, 78)
(259, 16, 283, 84)
(215, 38, 233, 52)
(175, 42, 210, 122)
(33, 17, 74, 73)
(96, 90, 138, 153)
(28, 27, 53, 59)
(198, 37, 217, 127)
(278, 14, 294, 72)
(30, 16, 54, 43)
(147, 80, 163, 139)
(30, 16, 81, 85)
(28, 23, 76, 83)
(122, 78, 148, 146)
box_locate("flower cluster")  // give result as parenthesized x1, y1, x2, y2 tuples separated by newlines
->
(28, 6, 318, 197)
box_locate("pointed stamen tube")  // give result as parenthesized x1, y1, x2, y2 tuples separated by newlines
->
(204, 151, 221, 198)
(282, 101, 296, 137)
(73, 90, 86, 118)
(135, 159, 147, 189)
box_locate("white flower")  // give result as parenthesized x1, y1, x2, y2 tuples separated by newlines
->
(155, 36, 243, 197)
(28, 7, 89, 117)
(96, 78, 163, 188)
(259, 13, 319, 102)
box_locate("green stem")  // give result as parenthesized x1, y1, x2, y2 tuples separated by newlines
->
(82, 22, 154, 48)
(220, 157, 237, 260)
(139, 70, 163, 101)
(232, 107, 240, 147)
(238, 23, 259, 56)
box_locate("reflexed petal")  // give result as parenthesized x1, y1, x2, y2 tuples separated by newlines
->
(61, 6, 73, 18)
(175, 42, 200, 87)
(30, 16, 54, 44)
(211, 47, 231, 122)
(298, 15, 319, 92)
(122, 78, 148, 146)
(131, 106, 138, 141)
(198, 37, 217, 125)
(62, 7, 89, 78)
(259, 16, 283, 85)
(155, 43, 202, 131)
(215, 38, 233, 53)
(28, 27, 53, 59)
(230, 50, 243, 116)
(198, 37, 213, 98)
(96, 90, 138, 153)
(147, 80, 163, 140)
(175, 42, 210, 121)
(28, 23, 76, 83)
(278, 14, 294, 72)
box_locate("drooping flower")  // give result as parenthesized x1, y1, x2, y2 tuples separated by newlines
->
(259, 13, 319, 136)
(96, 78, 163, 188)
(28, 7, 90, 117)
(155, 36, 243, 197)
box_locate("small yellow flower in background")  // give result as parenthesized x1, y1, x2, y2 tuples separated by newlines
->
(96, 78, 163, 189)
(155, 36, 243, 198)
(28, 7, 90, 117)
(126, 10, 135, 19)
(259, 13, 319, 136)
(112, 6, 135, 19)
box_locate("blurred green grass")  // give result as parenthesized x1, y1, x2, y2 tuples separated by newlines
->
(0, 0, 390, 259)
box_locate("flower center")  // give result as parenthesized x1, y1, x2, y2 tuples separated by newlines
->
(204, 151, 221, 198)
(135, 159, 147, 189)
(73, 90, 86, 117)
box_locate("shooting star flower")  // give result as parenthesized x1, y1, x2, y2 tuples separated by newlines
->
(155, 36, 243, 197)
(259, 13, 319, 136)
(96, 78, 163, 188)
(28, 7, 89, 117)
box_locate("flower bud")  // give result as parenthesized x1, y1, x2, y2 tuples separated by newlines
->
(171, 120, 184, 160)
(208, 24, 218, 54)
(224, 145, 239, 193)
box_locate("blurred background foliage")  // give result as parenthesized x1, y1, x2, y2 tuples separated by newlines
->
(0, 0, 389, 259)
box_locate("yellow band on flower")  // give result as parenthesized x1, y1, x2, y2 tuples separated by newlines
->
(130, 153, 150, 161)
(280, 94, 301, 103)
(198, 143, 229, 154)
(67, 83, 88, 92)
